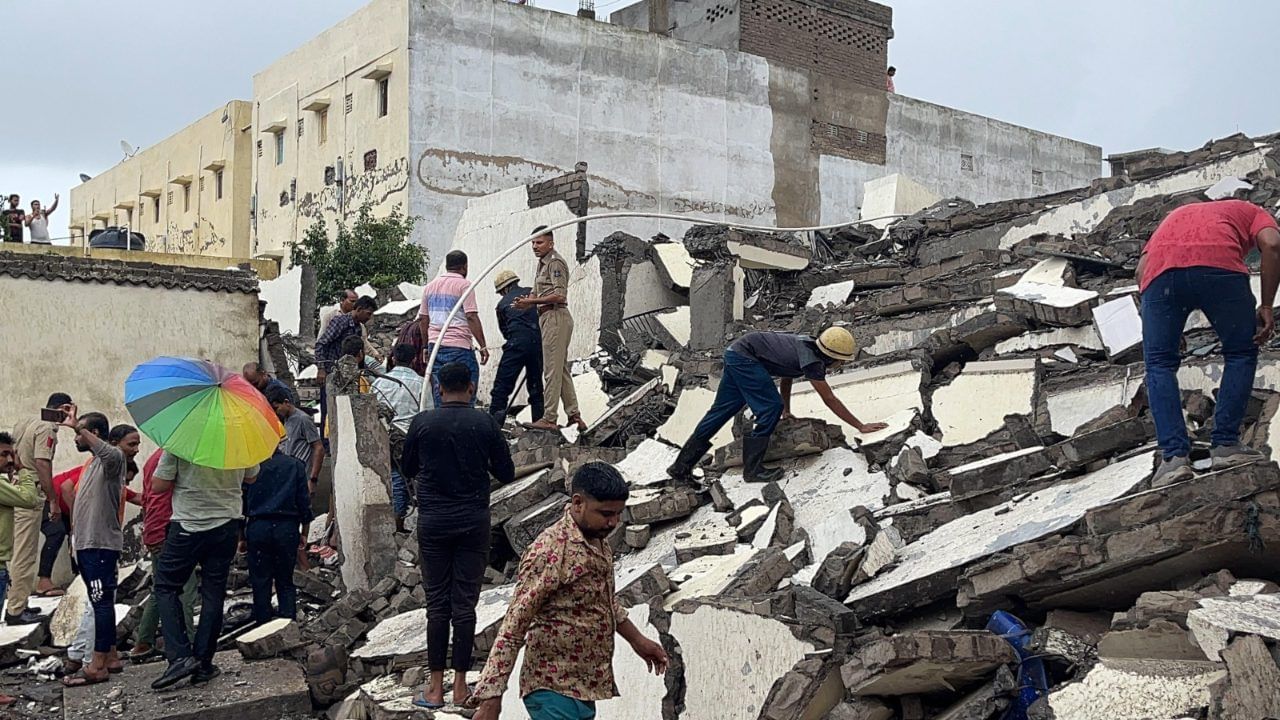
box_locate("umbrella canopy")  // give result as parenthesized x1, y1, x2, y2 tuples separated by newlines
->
(125, 357, 284, 469)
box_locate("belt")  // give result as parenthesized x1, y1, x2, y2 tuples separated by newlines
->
(538, 304, 568, 314)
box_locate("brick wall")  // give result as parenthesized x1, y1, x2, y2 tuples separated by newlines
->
(810, 120, 887, 164)
(739, 0, 890, 91)
(527, 161, 591, 260)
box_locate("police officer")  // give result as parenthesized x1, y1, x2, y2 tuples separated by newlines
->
(667, 327, 888, 483)
(489, 269, 545, 425)
(515, 227, 586, 432)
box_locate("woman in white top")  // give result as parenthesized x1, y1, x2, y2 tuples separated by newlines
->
(25, 194, 58, 244)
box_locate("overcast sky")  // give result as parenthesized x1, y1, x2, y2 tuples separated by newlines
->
(8, 0, 1280, 241)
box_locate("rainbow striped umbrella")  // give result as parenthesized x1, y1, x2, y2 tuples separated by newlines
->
(125, 357, 284, 469)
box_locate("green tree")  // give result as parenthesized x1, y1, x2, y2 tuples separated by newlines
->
(290, 203, 427, 303)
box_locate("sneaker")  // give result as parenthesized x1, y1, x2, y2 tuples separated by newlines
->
(3, 608, 45, 625)
(1210, 443, 1267, 470)
(150, 657, 200, 691)
(191, 663, 221, 687)
(1152, 455, 1194, 488)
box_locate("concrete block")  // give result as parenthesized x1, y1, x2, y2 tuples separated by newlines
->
(237, 618, 305, 660)
(996, 281, 1098, 326)
(1210, 633, 1280, 719)
(505, 493, 570, 553)
(1019, 257, 1074, 286)
(50, 575, 88, 646)
(662, 545, 795, 610)
(331, 393, 397, 592)
(1046, 658, 1223, 720)
(932, 359, 1039, 448)
(625, 487, 700, 525)
(1043, 416, 1153, 471)
(994, 324, 1104, 354)
(848, 453, 1152, 619)
(860, 173, 941, 228)
(713, 416, 844, 470)
(852, 525, 904, 587)
(725, 234, 811, 271)
(812, 541, 866, 601)
(654, 306, 691, 351)
(615, 438, 682, 489)
(489, 468, 556, 526)
(1092, 295, 1143, 360)
(690, 259, 738, 351)
(615, 562, 671, 607)
(826, 698, 895, 720)
(625, 523, 651, 550)
(63, 650, 310, 720)
(674, 523, 739, 563)
(870, 283, 954, 316)
(1097, 619, 1207, 661)
(650, 241, 695, 290)
(1187, 593, 1280, 662)
(807, 280, 856, 308)
(474, 584, 518, 656)
(840, 630, 1016, 696)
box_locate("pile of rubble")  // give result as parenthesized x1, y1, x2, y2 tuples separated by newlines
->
(12, 132, 1280, 720)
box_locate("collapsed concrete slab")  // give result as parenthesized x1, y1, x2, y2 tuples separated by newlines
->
(625, 487, 701, 525)
(670, 602, 818, 720)
(331, 394, 398, 592)
(0, 621, 44, 667)
(944, 446, 1052, 502)
(860, 174, 942, 229)
(651, 241, 696, 290)
(506, 493, 570, 553)
(1044, 367, 1144, 436)
(727, 235, 811, 271)
(656, 385, 735, 451)
(932, 359, 1039, 447)
(807, 280, 856, 308)
(237, 618, 305, 660)
(840, 630, 1016, 697)
(787, 360, 925, 448)
(1045, 658, 1223, 720)
(615, 438, 681, 488)
(63, 650, 310, 720)
(994, 324, 1104, 355)
(1092, 295, 1143, 360)
(1186, 593, 1280, 661)
(654, 306, 691, 350)
(489, 469, 556, 525)
(580, 377, 664, 446)
(1209, 633, 1280, 720)
(846, 453, 1152, 618)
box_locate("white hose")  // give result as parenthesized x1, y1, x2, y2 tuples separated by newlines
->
(418, 210, 909, 410)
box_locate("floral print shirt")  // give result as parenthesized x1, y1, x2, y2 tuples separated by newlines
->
(473, 508, 626, 702)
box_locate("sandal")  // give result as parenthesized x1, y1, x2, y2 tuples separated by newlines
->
(34, 588, 65, 598)
(62, 670, 110, 687)
(412, 690, 445, 709)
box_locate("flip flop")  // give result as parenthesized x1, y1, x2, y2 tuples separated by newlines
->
(35, 588, 65, 597)
(61, 670, 110, 687)
(412, 691, 445, 710)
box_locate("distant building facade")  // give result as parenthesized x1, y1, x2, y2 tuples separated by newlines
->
(69, 102, 253, 258)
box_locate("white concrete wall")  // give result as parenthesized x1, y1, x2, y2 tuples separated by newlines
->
(0, 279, 260, 472)
(408, 0, 779, 263)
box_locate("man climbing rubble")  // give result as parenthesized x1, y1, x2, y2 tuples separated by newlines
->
(667, 328, 888, 483)
(1139, 198, 1280, 486)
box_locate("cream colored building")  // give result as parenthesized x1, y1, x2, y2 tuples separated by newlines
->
(69, 101, 254, 258)
(251, 0, 409, 260)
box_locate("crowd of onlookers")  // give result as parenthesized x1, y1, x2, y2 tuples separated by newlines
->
(2, 192, 59, 244)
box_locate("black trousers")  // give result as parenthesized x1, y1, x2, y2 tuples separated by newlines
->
(246, 518, 301, 623)
(155, 520, 238, 666)
(418, 518, 490, 671)
(489, 338, 544, 424)
(79, 548, 120, 653)
(38, 501, 75, 578)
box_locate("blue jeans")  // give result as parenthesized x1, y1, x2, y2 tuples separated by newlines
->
(246, 518, 301, 623)
(523, 690, 597, 719)
(426, 345, 479, 408)
(690, 349, 783, 444)
(1142, 267, 1259, 459)
(391, 470, 410, 518)
(0, 568, 9, 614)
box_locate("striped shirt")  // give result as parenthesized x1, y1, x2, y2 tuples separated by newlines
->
(419, 271, 478, 349)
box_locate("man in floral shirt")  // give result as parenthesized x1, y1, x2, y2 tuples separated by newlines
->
(470, 463, 668, 719)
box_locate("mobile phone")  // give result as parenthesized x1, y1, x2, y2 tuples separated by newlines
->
(40, 407, 66, 423)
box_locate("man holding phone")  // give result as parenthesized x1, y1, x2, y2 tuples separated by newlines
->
(6, 393, 72, 625)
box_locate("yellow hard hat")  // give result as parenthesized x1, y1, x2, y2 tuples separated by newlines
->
(494, 269, 519, 292)
(816, 326, 858, 361)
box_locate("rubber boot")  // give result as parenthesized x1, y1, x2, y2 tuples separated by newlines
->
(667, 438, 712, 481)
(743, 435, 784, 484)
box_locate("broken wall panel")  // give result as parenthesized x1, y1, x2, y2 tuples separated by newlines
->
(931, 359, 1038, 447)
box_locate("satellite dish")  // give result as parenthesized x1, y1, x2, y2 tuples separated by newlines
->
(79, 173, 92, 183)
(120, 140, 137, 157)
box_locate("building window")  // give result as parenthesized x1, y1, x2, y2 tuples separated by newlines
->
(182, 185, 190, 212)
(318, 110, 328, 145)
(324, 166, 336, 186)
(215, 170, 224, 200)
(364, 149, 378, 171)
(274, 130, 285, 166)
(345, 93, 353, 114)
(1032, 169, 1044, 187)
(960, 153, 975, 171)
(377, 78, 389, 118)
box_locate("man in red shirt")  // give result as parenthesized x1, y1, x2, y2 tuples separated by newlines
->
(1139, 198, 1280, 486)
(130, 449, 196, 658)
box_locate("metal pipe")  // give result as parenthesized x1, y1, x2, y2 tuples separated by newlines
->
(419, 210, 908, 410)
